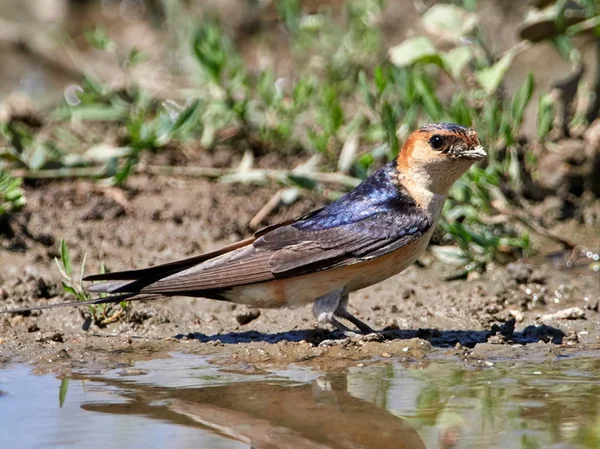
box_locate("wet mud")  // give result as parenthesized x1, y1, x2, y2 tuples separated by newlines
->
(0, 167, 598, 373)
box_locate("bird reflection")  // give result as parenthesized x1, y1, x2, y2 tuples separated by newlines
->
(79, 367, 426, 449)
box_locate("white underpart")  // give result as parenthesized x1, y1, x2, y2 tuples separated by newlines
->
(312, 289, 345, 323)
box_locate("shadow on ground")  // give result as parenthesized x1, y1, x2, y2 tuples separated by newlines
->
(175, 319, 565, 347)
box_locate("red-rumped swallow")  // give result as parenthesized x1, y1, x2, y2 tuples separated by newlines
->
(2, 123, 486, 335)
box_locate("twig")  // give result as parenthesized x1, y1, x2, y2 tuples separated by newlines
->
(249, 189, 283, 230)
(10, 167, 109, 179)
(490, 200, 577, 249)
(144, 165, 363, 187)
(10, 165, 362, 187)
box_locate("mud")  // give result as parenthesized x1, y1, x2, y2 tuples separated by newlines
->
(0, 159, 598, 373)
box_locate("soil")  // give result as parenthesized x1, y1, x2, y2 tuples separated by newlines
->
(0, 0, 599, 374)
(0, 148, 599, 374)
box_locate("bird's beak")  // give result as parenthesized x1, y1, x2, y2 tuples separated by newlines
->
(459, 144, 487, 160)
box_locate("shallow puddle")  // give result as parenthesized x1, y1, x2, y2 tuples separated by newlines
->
(1, 353, 599, 449)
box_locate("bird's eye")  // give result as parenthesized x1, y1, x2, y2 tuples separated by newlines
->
(429, 135, 445, 149)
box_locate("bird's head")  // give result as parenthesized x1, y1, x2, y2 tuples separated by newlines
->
(397, 123, 486, 195)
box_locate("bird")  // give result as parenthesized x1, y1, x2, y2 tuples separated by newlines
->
(1, 122, 486, 335)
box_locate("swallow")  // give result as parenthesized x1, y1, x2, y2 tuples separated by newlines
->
(1, 123, 486, 335)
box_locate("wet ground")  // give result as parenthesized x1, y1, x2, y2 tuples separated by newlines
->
(2, 352, 600, 449)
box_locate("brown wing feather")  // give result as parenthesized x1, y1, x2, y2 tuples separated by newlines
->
(137, 213, 428, 295)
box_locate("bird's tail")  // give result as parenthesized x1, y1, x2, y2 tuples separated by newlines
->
(0, 254, 208, 315)
(0, 292, 167, 314)
(0, 237, 259, 315)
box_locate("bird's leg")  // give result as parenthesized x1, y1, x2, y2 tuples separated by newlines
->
(312, 289, 357, 336)
(313, 290, 377, 337)
(333, 294, 377, 335)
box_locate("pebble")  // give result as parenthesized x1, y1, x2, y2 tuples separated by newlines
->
(235, 309, 261, 325)
(540, 307, 586, 322)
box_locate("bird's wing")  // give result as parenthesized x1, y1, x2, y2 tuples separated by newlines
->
(137, 207, 432, 295)
(83, 207, 325, 284)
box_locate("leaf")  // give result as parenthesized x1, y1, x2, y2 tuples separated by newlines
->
(380, 102, 399, 157)
(70, 105, 127, 121)
(80, 251, 88, 285)
(170, 100, 200, 133)
(84, 144, 131, 163)
(28, 146, 47, 170)
(61, 281, 77, 297)
(126, 47, 146, 67)
(60, 240, 72, 277)
(388, 37, 442, 68)
(84, 27, 114, 51)
(431, 245, 470, 265)
(287, 174, 318, 190)
(442, 46, 474, 80)
(373, 66, 387, 94)
(280, 188, 300, 205)
(54, 257, 69, 280)
(475, 49, 517, 95)
(357, 70, 375, 110)
(537, 93, 555, 139)
(422, 4, 478, 42)
(510, 73, 535, 127)
(59, 378, 69, 408)
(338, 133, 359, 173)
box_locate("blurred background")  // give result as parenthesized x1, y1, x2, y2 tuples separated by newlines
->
(0, 0, 598, 272)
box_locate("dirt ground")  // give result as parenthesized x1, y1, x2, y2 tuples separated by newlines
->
(0, 148, 598, 373)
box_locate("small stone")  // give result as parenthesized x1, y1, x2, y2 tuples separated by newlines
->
(381, 352, 392, 358)
(540, 307, 586, 322)
(509, 309, 524, 323)
(35, 332, 64, 343)
(235, 309, 261, 325)
(49, 332, 64, 343)
(55, 349, 70, 359)
(402, 289, 415, 300)
(0, 288, 8, 300)
(28, 323, 40, 333)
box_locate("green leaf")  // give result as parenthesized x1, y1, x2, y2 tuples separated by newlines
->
(442, 46, 474, 80)
(537, 93, 555, 139)
(374, 66, 387, 94)
(60, 240, 72, 277)
(475, 49, 517, 94)
(69, 105, 127, 122)
(388, 37, 442, 68)
(277, 0, 302, 34)
(170, 100, 201, 133)
(59, 378, 69, 408)
(358, 70, 375, 110)
(430, 245, 470, 266)
(126, 47, 146, 67)
(421, 4, 478, 42)
(61, 281, 77, 297)
(381, 102, 399, 157)
(287, 174, 318, 190)
(510, 73, 535, 127)
(84, 27, 114, 51)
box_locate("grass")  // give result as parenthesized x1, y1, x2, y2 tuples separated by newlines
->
(0, 170, 25, 217)
(55, 239, 127, 327)
(0, 0, 598, 324)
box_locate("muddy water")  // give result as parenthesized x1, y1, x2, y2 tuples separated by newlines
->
(1, 353, 599, 449)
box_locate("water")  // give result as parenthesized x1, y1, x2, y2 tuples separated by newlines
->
(1, 353, 599, 449)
